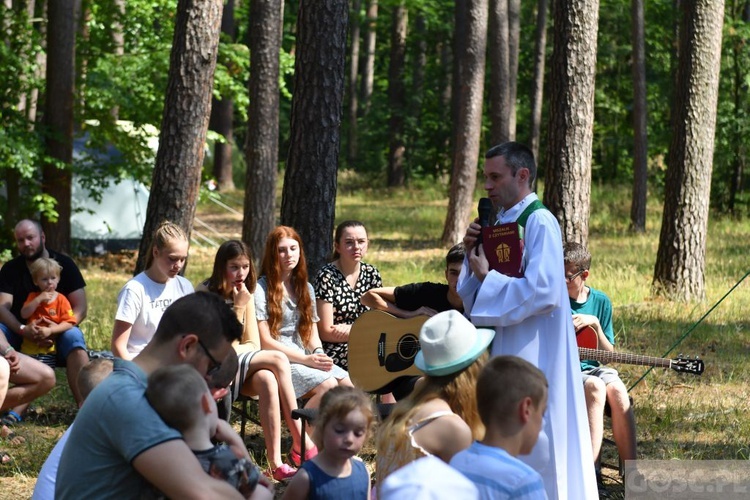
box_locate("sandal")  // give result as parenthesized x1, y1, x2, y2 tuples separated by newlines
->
(0, 411, 22, 427)
(289, 445, 318, 467)
(1, 425, 25, 446)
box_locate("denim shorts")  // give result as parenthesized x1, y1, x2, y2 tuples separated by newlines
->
(1, 322, 87, 366)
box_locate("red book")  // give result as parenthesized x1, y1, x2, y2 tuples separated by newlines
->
(481, 223, 524, 277)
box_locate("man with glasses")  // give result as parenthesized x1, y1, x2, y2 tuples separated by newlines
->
(458, 142, 598, 499)
(55, 292, 273, 499)
(564, 242, 637, 491)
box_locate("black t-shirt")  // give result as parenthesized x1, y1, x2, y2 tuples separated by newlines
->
(393, 282, 460, 313)
(0, 250, 86, 321)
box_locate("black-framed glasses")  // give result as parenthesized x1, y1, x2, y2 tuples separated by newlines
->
(565, 269, 584, 283)
(196, 337, 222, 377)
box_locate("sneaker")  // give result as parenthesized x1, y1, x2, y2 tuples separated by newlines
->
(271, 463, 297, 481)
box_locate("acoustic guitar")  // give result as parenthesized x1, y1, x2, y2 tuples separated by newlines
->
(347, 310, 427, 392)
(347, 313, 705, 392)
(576, 326, 704, 375)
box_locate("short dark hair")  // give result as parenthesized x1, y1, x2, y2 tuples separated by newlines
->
(476, 355, 547, 431)
(485, 142, 537, 187)
(563, 242, 592, 272)
(152, 292, 242, 349)
(446, 243, 465, 266)
(146, 364, 208, 433)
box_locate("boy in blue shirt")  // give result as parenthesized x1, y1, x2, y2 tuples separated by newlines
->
(450, 355, 548, 499)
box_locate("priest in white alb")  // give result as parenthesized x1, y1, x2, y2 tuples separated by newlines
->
(458, 142, 598, 500)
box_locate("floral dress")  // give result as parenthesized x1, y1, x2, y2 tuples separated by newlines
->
(313, 262, 382, 370)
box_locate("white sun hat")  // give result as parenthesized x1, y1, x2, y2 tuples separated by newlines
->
(414, 310, 494, 377)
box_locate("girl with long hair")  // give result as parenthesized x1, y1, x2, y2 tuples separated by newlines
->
(255, 227, 353, 455)
(198, 239, 308, 480)
(112, 222, 193, 359)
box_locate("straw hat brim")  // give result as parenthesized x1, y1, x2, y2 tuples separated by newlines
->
(414, 327, 495, 377)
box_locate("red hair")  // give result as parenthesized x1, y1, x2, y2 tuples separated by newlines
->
(261, 226, 314, 345)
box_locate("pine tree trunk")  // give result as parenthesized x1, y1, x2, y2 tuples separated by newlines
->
(359, 0, 377, 116)
(42, 0, 79, 253)
(347, 0, 361, 164)
(243, 0, 282, 262)
(653, 0, 725, 301)
(529, 0, 548, 165)
(441, 0, 487, 246)
(629, 0, 648, 232)
(135, 0, 223, 274)
(386, 3, 407, 187)
(542, 0, 599, 247)
(281, 0, 348, 277)
(487, 0, 510, 145)
(507, 0, 520, 139)
(210, 0, 236, 192)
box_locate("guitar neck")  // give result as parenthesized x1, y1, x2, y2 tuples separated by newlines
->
(579, 347, 673, 369)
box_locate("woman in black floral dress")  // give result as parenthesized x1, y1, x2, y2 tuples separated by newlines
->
(313, 221, 382, 371)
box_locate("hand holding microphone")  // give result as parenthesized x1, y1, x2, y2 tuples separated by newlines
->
(475, 197, 493, 255)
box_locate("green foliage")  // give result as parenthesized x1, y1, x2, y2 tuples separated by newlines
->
(711, 4, 750, 213)
(346, 1, 454, 181)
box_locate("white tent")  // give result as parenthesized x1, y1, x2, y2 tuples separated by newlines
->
(70, 132, 151, 254)
(71, 176, 149, 254)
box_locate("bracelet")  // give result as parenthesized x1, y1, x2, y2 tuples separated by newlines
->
(312, 347, 324, 354)
(1, 345, 14, 357)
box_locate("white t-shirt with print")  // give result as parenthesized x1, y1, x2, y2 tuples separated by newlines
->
(115, 272, 194, 355)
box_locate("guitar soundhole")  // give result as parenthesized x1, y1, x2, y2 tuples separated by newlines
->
(397, 334, 419, 360)
(384, 334, 420, 373)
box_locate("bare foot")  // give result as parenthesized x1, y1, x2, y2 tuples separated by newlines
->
(0, 425, 25, 446)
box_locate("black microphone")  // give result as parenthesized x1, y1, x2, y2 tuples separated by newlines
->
(476, 197, 493, 255)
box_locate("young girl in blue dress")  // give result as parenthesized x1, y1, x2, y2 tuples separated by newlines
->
(281, 386, 374, 499)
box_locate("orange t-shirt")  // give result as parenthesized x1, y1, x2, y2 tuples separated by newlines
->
(21, 292, 76, 356)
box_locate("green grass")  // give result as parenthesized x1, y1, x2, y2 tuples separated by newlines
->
(2, 176, 749, 498)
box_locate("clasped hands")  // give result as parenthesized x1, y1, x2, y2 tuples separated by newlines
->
(26, 317, 57, 348)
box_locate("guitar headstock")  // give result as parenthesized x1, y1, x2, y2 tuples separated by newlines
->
(671, 355, 705, 375)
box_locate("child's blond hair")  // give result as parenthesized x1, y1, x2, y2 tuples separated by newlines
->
(312, 386, 375, 451)
(28, 257, 62, 282)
